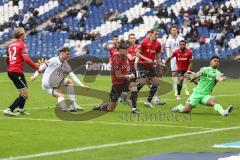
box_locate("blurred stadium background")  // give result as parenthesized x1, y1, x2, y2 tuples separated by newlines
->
(0, 0, 239, 59)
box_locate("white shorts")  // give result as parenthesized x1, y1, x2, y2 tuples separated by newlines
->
(42, 78, 69, 95)
(170, 57, 178, 72)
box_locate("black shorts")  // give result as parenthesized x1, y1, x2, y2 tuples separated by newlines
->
(109, 83, 129, 102)
(136, 63, 158, 78)
(8, 72, 28, 90)
(177, 70, 187, 77)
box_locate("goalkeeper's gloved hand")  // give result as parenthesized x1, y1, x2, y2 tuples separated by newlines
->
(186, 70, 196, 81)
(216, 73, 227, 82)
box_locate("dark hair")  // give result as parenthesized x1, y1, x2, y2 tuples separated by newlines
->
(179, 40, 187, 44)
(149, 28, 159, 34)
(210, 55, 221, 60)
(113, 35, 119, 38)
(59, 47, 70, 53)
(119, 40, 129, 49)
(169, 25, 178, 31)
(128, 33, 135, 38)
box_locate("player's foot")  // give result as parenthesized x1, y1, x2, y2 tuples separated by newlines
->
(3, 108, 17, 116)
(222, 105, 233, 116)
(174, 90, 178, 96)
(117, 97, 124, 104)
(131, 108, 140, 114)
(16, 108, 30, 115)
(153, 99, 166, 105)
(70, 103, 84, 112)
(184, 88, 190, 96)
(62, 107, 72, 112)
(144, 101, 155, 108)
(171, 106, 179, 112)
(176, 95, 181, 100)
(92, 103, 108, 111)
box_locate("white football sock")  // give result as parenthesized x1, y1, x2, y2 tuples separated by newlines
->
(67, 85, 76, 104)
(182, 78, 188, 89)
(172, 77, 178, 91)
(58, 96, 67, 110)
(154, 89, 159, 101)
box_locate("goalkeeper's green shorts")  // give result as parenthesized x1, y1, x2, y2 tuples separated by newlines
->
(186, 92, 213, 107)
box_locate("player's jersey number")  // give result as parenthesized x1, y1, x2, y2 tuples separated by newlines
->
(8, 46, 17, 61)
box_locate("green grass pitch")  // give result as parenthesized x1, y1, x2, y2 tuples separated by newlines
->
(0, 73, 239, 160)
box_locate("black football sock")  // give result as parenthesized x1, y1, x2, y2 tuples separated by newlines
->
(147, 85, 158, 102)
(9, 96, 25, 111)
(19, 96, 26, 109)
(130, 91, 138, 109)
(137, 85, 144, 93)
(177, 84, 182, 95)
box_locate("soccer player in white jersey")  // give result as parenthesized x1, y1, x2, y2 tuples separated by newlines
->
(165, 26, 189, 96)
(30, 47, 88, 112)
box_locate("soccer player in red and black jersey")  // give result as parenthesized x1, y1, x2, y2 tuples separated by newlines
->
(3, 27, 39, 116)
(127, 33, 138, 73)
(165, 40, 193, 100)
(135, 29, 164, 108)
(108, 35, 120, 64)
(93, 41, 139, 114)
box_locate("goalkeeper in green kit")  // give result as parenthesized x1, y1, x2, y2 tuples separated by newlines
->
(171, 56, 233, 116)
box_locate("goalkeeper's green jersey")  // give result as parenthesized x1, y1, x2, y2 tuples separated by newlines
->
(193, 67, 221, 95)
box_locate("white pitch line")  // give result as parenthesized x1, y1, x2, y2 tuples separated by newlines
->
(1, 125, 240, 160)
(0, 116, 212, 130)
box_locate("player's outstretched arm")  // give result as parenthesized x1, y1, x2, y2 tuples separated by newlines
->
(216, 73, 227, 82)
(30, 63, 48, 81)
(22, 55, 39, 70)
(186, 70, 202, 82)
(69, 72, 89, 89)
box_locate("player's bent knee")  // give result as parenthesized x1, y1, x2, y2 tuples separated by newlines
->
(151, 77, 159, 86)
(65, 79, 73, 85)
(20, 89, 28, 98)
(139, 78, 147, 85)
(207, 98, 217, 106)
(184, 106, 192, 113)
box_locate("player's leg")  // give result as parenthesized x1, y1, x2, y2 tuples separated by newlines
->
(107, 84, 126, 111)
(201, 96, 233, 116)
(170, 58, 178, 96)
(128, 81, 140, 114)
(16, 88, 30, 115)
(152, 64, 166, 105)
(3, 73, 28, 116)
(52, 89, 71, 112)
(171, 92, 200, 113)
(171, 103, 193, 113)
(64, 78, 84, 111)
(176, 71, 185, 100)
(93, 85, 123, 112)
(182, 78, 190, 96)
(145, 76, 159, 108)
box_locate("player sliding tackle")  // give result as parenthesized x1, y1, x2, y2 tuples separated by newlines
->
(93, 41, 139, 114)
(171, 56, 233, 116)
(30, 47, 88, 112)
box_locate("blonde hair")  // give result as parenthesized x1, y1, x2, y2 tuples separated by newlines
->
(14, 27, 25, 39)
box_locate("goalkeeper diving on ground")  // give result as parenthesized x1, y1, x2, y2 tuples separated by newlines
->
(171, 56, 233, 116)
